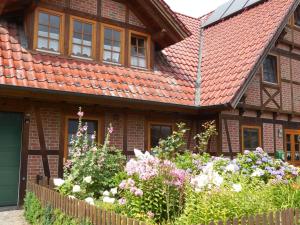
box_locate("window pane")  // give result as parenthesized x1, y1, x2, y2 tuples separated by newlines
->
(49, 27, 59, 40)
(104, 51, 112, 61)
(50, 15, 60, 28)
(83, 23, 92, 34)
(82, 46, 91, 57)
(72, 44, 82, 55)
(37, 37, 48, 49)
(112, 52, 120, 63)
(73, 33, 82, 45)
(243, 128, 260, 150)
(104, 39, 112, 50)
(113, 30, 120, 41)
(112, 41, 120, 52)
(161, 126, 172, 139)
(83, 34, 92, 46)
(263, 55, 277, 83)
(38, 25, 48, 37)
(150, 125, 172, 148)
(131, 46, 138, 56)
(131, 37, 137, 46)
(131, 57, 138, 67)
(138, 38, 145, 47)
(295, 7, 300, 26)
(49, 40, 59, 52)
(74, 21, 82, 33)
(39, 12, 49, 25)
(104, 28, 113, 40)
(138, 48, 145, 57)
(139, 58, 146, 68)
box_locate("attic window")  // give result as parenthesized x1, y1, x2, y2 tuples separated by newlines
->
(130, 31, 150, 69)
(263, 55, 278, 84)
(35, 9, 64, 53)
(295, 6, 300, 26)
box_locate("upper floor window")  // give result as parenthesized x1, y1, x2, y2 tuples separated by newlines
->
(149, 123, 173, 149)
(70, 17, 96, 59)
(130, 32, 149, 69)
(102, 25, 124, 64)
(242, 125, 261, 151)
(35, 9, 64, 53)
(295, 7, 300, 26)
(263, 55, 278, 84)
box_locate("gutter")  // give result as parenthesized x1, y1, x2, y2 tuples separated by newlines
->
(195, 19, 204, 106)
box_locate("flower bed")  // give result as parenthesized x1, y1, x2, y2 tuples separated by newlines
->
(50, 110, 300, 225)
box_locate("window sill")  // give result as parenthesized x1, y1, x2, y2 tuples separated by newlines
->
(103, 61, 122, 67)
(262, 81, 279, 88)
(130, 65, 148, 71)
(71, 55, 93, 61)
(36, 49, 61, 55)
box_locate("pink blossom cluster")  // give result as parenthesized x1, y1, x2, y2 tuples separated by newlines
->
(119, 178, 143, 197)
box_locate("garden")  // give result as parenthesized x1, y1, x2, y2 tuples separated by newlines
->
(24, 109, 300, 225)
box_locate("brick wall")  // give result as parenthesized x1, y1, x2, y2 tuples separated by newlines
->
(222, 119, 240, 153)
(275, 124, 284, 151)
(127, 114, 145, 152)
(129, 10, 145, 28)
(40, 0, 66, 7)
(282, 81, 293, 111)
(101, 0, 126, 22)
(70, 0, 97, 15)
(105, 112, 124, 150)
(245, 72, 261, 106)
(263, 123, 274, 153)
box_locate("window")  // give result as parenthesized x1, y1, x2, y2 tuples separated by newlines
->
(242, 126, 261, 151)
(295, 7, 300, 26)
(149, 123, 173, 149)
(70, 17, 95, 59)
(130, 31, 150, 69)
(102, 26, 124, 64)
(65, 119, 98, 158)
(263, 55, 278, 84)
(35, 9, 64, 53)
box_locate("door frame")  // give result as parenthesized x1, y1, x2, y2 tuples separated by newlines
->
(284, 129, 300, 166)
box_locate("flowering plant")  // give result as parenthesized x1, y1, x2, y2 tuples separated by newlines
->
(56, 108, 125, 202)
(117, 149, 188, 223)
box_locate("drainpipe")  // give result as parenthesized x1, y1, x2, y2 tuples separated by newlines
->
(195, 20, 205, 106)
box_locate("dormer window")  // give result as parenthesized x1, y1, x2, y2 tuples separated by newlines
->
(70, 17, 96, 59)
(34, 8, 64, 53)
(129, 31, 150, 69)
(102, 25, 124, 64)
(295, 6, 300, 26)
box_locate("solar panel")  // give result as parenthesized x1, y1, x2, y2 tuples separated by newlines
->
(222, 0, 248, 18)
(203, 0, 264, 28)
(203, 0, 234, 27)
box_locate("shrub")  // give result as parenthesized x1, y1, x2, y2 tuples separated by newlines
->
(56, 107, 126, 202)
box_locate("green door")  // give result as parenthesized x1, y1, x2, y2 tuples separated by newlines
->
(0, 112, 23, 206)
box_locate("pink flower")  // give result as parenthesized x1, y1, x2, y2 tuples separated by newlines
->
(130, 187, 137, 194)
(134, 188, 143, 197)
(118, 198, 126, 205)
(119, 180, 127, 189)
(77, 110, 84, 118)
(127, 178, 135, 187)
(108, 126, 114, 134)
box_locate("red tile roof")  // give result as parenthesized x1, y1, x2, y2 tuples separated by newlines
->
(0, 0, 296, 108)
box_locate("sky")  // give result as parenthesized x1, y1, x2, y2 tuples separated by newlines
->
(164, 0, 228, 18)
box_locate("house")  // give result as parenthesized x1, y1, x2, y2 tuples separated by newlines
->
(0, 0, 299, 207)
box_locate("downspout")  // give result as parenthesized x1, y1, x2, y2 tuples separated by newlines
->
(195, 19, 204, 106)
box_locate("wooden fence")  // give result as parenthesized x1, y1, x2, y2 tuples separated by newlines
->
(27, 180, 300, 225)
(26, 181, 146, 225)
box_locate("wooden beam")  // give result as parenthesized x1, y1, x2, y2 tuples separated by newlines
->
(224, 119, 234, 159)
(34, 105, 51, 178)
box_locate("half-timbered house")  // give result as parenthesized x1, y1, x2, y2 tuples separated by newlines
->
(0, 0, 300, 207)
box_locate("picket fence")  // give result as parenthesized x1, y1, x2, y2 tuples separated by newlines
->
(27, 180, 300, 225)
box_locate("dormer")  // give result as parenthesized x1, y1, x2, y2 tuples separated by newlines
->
(1, 0, 190, 70)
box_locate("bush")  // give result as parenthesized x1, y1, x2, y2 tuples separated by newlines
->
(24, 192, 92, 225)
(55, 108, 126, 203)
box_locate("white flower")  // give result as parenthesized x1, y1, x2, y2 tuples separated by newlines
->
(103, 190, 110, 196)
(83, 176, 92, 183)
(134, 149, 152, 160)
(53, 178, 65, 187)
(85, 197, 94, 205)
(110, 187, 118, 195)
(103, 196, 115, 204)
(251, 168, 265, 177)
(68, 195, 76, 199)
(202, 162, 214, 174)
(72, 185, 81, 193)
(212, 172, 223, 187)
(225, 164, 239, 173)
(191, 174, 209, 191)
(232, 184, 242, 192)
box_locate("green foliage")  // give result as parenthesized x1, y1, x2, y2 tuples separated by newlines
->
(58, 108, 126, 200)
(194, 121, 218, 152)
(24, 192, 44, 225)
(152, 123, 187, 159)
(24, 192, 92, 225)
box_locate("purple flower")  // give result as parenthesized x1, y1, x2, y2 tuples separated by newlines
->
(147, 211, 154, 218)
(262, 157, 268, 162)
(119, 180, 127, 189)
(256, 160, 262, 165)
(118, 198, 126, 205)
(134, 188, 143, 197)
